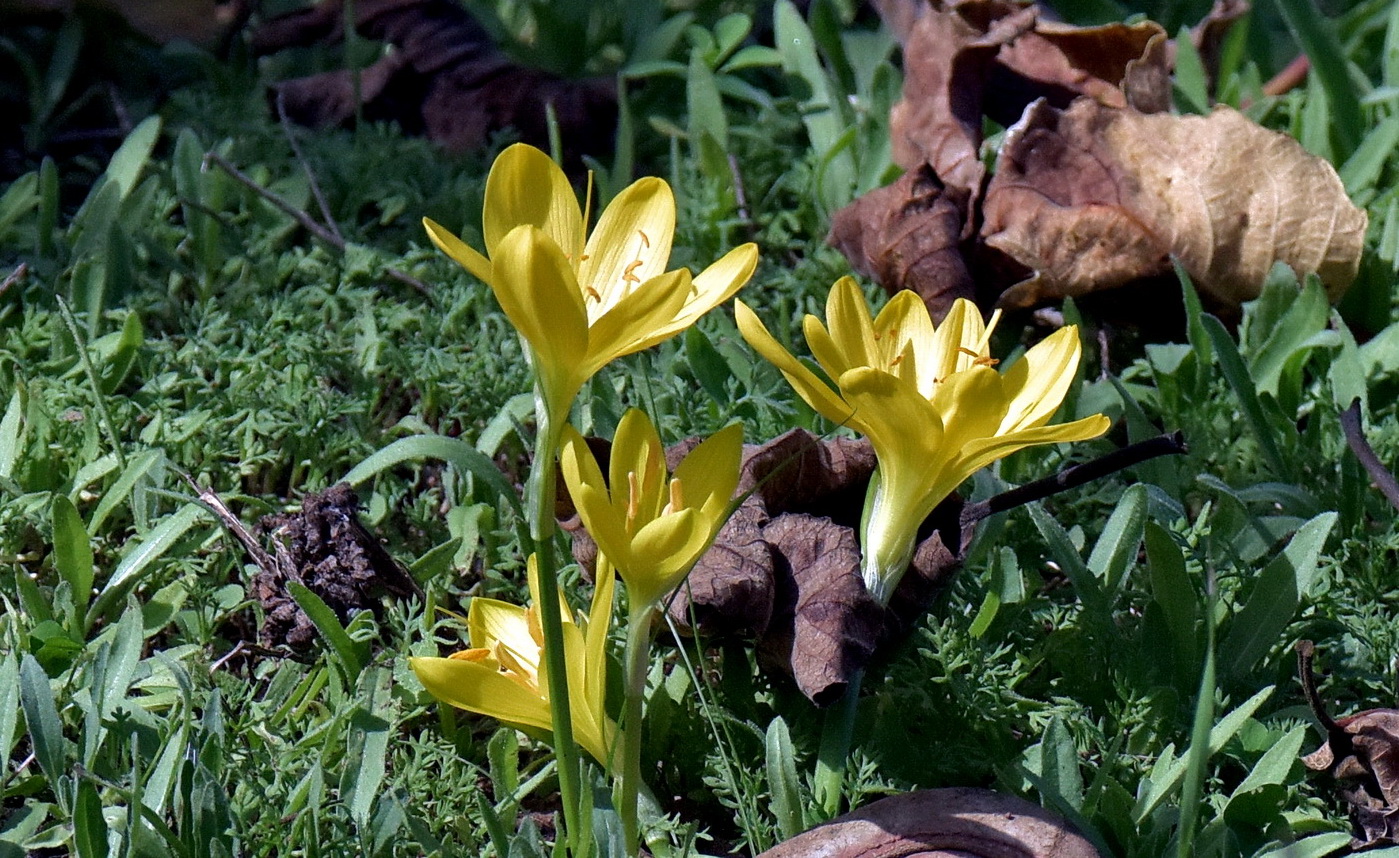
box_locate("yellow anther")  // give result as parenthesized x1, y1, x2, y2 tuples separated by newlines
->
(627, 471, 640, 522)
(664, 479, 684, 515)
(638, 230, 651, 248)
(584, 286, 602, 302)
(623, 259, 644, 283)
(957, 346, 998, 366)
(890, 354, 905, 368)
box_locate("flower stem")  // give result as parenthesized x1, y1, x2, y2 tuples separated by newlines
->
(813, 666, 864, 819)
(527, 399, 585, 855)
(618, 605, 653, 856)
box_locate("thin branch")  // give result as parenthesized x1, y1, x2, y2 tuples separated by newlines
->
(1341, 398, 1399, 514)
(277, 89, 344, 244)
(204, 151, 434, 299)
(1295, 639, 1339, 733)
(964, 431, 1188, 525)
(0, 262, 27, 298)
(1261, 55, 1309, 97)
(178, 470, 283, 578)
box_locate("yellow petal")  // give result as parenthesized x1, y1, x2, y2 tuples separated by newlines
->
(931, 366, 1009, 453)
(560, 621, 615, 766)
(926, 298, 988, 382)
(626, 510, 706, 606)
(483, 143, 583, 262)
(560, 425, 608, 504)
(998, 326, 1082, 433)
(735, 300, 859, 430)
(423, 218, 492, 284)
(579, 177, 675, 310)
(609, 409, 667, 523)
(670, 422, 743, 522)
(410, 656, 553, 733)
(491, 225, 589, 403)
(822, 277, 878, 375)
(573, 483, 634, 569)
(876, 291, 938, 395)
(467, 596, 533, 654)
(584, 269, 692, 375)
(958, 414, 1111, 476)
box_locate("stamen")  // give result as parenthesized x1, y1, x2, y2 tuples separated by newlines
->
(584, 286, 602, 302)
(623, 259, 644, 283)
(956, 346, 998, 366)
(627, 472, 640, 523)
(664, 479, 684, 514)
(638, 230, 650, 248)
(890, 354, 905, 368)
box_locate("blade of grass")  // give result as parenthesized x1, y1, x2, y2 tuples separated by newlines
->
(342, 435, 522, 518)
(1273, 0, 1365, 158)
(1202, 315, 1289, 477)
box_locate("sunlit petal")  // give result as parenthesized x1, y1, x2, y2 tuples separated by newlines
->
(584, 270, 692, 375)
(998, 326, 1082, 433)
(671, 422, 744, 521)
(736, 301, 861, 431)
(423, 218, 492, 283)
(410, 656, 554, 734)
(579, 178, 675, 310)
(824, 277, 878, 373)
(482, 143, 582, 261)
(490, 226, 588, 386)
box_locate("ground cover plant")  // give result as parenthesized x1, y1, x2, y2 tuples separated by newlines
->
(3, 0, 1399, 856)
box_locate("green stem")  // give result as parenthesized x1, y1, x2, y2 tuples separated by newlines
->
(527, 400, 585, 855)
(813, 666, 865, 819)
(618, 605, 653, 857)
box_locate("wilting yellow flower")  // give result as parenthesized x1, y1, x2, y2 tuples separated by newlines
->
(423, 143, 759, 429)
(560, 409, 743, 611)
(736, 277, 1110, 603)
(410, 556, 617, 767)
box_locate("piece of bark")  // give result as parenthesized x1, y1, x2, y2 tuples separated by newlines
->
(981, 98, 1367, 311)
(828, 164, 976, 320)
(756, 787, 1102, 858)
(253, 0, 616, 162)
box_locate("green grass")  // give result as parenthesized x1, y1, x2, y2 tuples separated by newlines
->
(3, 0, 1399, 856)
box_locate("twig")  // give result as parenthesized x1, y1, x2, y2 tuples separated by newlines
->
(178, 470, 283, 578)
(727, 153, 758, 241)
(965, 431, 1188, 524)
(0, 262, 27, 298)
(1261, 55, 1309, 97)
(1295, 640, 1339, 733)
(204, 151, 434, 299)
(1341, 398, 1399, 514)
(276, 89, 344, 244)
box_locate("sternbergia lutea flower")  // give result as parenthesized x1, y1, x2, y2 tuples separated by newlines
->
(423, 143, 759, 431)
(410, 557, 617, 767)
(560, 409, 743, 611)
(736, 277, 1110, 604)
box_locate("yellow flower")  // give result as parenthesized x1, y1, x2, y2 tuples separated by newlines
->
(736, 277, 1110, 603)
(409, 556, 617, 768)
(560, 409, 743, 611)
(423, 143, 759, 428)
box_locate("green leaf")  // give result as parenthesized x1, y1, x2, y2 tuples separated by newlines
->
(87, 502, 207, 628)
(99, 311, 143, 396)
(50, 494, 94, 617)
(0, 388, 24, 481)
(1234, 725, 1306, 794)
(1176, 623, 1216, 858)
(1027, 502, 1105, 620)
(1274, 0, 1364, 159)
(1134, 685, 1273, 822)
(764, 716, 802, 840)
(20, 653, 66, 786)
(1088, 483, 1146, 600)
(1145, 522, 1199, 686)
(487, 728, 521, 804)
(1203, 315, 1289, 476)
(1220, 512, 1336, 678)
(101, 115, 162, 202)
(0, 652, 20, 761)
(72, 779, 109, 858)
(341, 667, 392, 827)
(687, 50, 729, 154)
(1172, 27, 1210, 113)
(1340, 116, 1399, 196)
(287, 581, 368, 682)
(342, 435, 522, 517)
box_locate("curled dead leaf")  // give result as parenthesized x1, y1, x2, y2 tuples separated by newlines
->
(981, 99, 1367, 311)
(755, 788, 1102, 858)
(1298, 640, 1399, 848)
(827, 164, 977, 319)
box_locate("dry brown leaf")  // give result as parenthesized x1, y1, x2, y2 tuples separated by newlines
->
(2, 0, 245, 47)
(981, 99, 1367, 311)
(253, 0, 616, 162)
(827, 164, 977, 320)
(756, 787, 1103, 858)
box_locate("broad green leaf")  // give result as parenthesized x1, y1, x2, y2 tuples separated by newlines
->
(343, 434, 522, 517)
(288, 581, 368, 682)
(1203, 315, 1289, 476)
(50, 494, 94, 615)
(20, 653, 66, 785)
(764, 716, 802, 840)
(87, 502, 207, 628)
(342, 667, 392, 827)
(1172, 27, 1210, 113)
(1088, 483, 1146, 599)
(1233, 725, 1306, 795)
(1145, 522, 1198, 684)
(0, 652, 19, 761)
(1027, 502, 1105, 619)
(1221, 512, 1336, 678)
(1274, 0, 1364, 158)
(72, 779, 109, 858)
(102, 115, 162, 201)
(0, 388, 24, 479)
